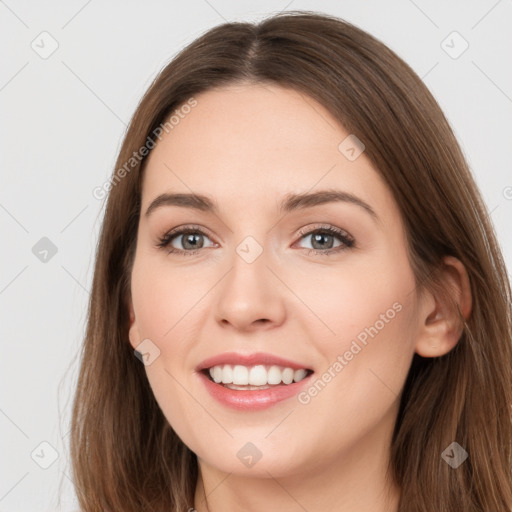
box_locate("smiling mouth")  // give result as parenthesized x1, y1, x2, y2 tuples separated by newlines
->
(201, 364, 314, 390)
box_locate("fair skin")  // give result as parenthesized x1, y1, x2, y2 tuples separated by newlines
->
(128, 83, 472, 511)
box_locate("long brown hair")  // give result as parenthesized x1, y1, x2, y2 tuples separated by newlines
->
(68, 10, 512, 511)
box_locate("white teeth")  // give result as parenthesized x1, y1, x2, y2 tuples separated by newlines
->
(248, 365, 267, 386)
(282, 367, 294, 385)
(221, 364, 233, 384)
(232, 365, 249, 385)
(207, 364, 310, 386)
(293, 369, 307, 382)
(267, 365, 282, 385)
(212, 366, 223, 383)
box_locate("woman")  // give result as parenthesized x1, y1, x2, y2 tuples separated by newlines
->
(70, 10, 512, 511)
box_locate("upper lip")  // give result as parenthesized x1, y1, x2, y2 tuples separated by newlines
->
(196, 352, 313, 372)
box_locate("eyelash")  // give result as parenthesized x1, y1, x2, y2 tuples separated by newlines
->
(156, 224, 355, 257)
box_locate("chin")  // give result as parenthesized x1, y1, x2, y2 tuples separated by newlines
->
(193, 437, 311, 478)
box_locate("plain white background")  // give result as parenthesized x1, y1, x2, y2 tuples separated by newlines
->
(1, 1, 511, 510)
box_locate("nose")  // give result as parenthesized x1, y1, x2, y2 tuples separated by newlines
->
(214, 240, 286, 332)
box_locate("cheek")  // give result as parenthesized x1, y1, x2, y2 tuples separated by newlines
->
(131, 252, 204, 343)
(130, 261, 209, 436)
(296, 251, 417, 398)
(290, 248, 415, 346)
(292, 282, 416, 458)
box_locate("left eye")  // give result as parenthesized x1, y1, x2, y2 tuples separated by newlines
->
(295, 226, 355, 254)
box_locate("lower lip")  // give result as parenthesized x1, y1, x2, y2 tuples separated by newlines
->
(198, 371, 313, 411)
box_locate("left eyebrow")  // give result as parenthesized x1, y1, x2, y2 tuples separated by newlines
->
(280, 189, 379, 222)
(144, 189, 379, 223)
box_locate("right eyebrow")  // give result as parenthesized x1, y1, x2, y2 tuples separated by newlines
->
(145, 193, 216, 217)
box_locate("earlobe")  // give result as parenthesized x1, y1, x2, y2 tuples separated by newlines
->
(414, 255, 472, 358)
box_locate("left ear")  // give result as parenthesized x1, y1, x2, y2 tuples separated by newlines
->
(414, 255, 472, 358)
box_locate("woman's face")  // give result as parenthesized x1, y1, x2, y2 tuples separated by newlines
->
(128, 83, 422, 478)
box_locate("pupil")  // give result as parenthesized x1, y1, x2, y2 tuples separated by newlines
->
(183, 233, 203, 250)
(312, 233, 333, 250)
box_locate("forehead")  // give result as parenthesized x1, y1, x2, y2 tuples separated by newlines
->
(140, 83, 397, 224)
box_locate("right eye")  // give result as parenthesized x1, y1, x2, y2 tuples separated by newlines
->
(157, 225, 217, 255)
